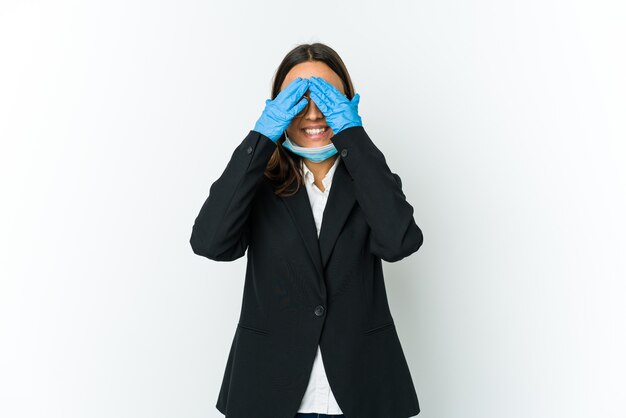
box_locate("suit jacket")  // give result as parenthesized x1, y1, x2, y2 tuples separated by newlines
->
(190, 126, 424, 418)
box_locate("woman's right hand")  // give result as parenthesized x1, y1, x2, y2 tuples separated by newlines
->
(253, 77, 310, 142)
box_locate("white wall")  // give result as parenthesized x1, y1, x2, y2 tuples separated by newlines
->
(1, 1, 624, 417)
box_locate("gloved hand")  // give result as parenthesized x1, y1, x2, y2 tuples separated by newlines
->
(253, 77, 310, 142)
(308, 76, 362, 135)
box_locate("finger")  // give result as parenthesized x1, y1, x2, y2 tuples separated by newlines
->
(275, 80, 307, 108)
(310, 78, 341, 110)
(276, 78, 309, 106)
(309, 81, 334, 110)
(311, 76, 346, 104)
(351, 93, 360, 106)
(289, 96, 309, 117)
(309, 90, 330, 115)
(283, 80, 310, 109)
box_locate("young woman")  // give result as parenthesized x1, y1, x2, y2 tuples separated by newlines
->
(190, 43, 424, 418)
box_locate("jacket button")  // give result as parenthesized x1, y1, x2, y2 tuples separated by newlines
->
(314, 305, 325, 316)
(246, 145, 253, 154)
(340, 149, 348, 157)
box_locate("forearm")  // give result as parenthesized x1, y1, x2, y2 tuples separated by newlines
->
(330, 126, 423, 262)
(190, 130, 276, 261)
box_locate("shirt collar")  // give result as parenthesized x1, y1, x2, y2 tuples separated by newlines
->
(301, 155, 341, 189)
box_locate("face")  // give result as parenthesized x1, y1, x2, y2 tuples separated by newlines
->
(280, 61, 345, 148)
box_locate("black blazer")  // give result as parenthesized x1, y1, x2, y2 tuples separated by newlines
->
(190, 126, 424, 418)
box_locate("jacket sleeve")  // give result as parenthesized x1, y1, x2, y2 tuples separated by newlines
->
(190, 130, 277, 261)
(329, 126, 424, 262)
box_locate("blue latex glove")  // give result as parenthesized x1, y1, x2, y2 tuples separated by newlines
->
(308, 76, 362, 135)
(253, 77, 310, 142)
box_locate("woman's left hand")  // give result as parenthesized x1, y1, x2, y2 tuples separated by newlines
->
(308, 76, 363, 135)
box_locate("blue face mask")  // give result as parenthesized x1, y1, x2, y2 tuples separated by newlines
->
(282, 131, 338, 163)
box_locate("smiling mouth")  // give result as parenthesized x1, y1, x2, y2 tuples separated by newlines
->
(303, 126, 327, 134)
(301, 126, 329, 140)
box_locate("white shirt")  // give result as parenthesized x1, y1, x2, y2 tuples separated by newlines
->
(297, 155, 344, 415)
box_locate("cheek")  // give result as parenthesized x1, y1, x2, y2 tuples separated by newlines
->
(286, 123, 299, 137)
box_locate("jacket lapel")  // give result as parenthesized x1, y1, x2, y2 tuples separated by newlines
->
(280, 175, 324, 280)
(280, 158, 356, 280)
(319, 159, 356, 268)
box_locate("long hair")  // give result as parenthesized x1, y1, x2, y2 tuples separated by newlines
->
(263, 43, 357, 197)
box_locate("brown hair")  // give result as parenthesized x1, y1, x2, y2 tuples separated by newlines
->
(263, 43, 357, 197)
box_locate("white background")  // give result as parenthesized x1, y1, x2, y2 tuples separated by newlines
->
(1, 1, 625, 417)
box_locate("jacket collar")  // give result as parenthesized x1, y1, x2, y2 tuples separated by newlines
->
(280, 157, 356, 279)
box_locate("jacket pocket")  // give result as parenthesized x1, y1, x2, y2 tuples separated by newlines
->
(364, 321, 395, 335)
(237, 322, 270, 336)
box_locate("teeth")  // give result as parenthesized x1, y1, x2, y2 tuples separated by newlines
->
(304, 128, 326, 135)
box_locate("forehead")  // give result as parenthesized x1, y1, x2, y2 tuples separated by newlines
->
(281, 61, 345, 94)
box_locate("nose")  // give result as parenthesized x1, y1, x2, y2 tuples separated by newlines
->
(299, 89, 324, 119)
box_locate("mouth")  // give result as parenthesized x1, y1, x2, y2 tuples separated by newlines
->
(301, 125, 330, 140)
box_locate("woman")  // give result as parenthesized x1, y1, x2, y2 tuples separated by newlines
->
(190, 43, 423, 418)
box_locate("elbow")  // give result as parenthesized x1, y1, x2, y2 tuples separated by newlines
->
(389, 224, 423, 262)
(371, 221, 424, 263)
(190, 230, 211, 258)
(189, 228, 215, 259)
(189, 225, 247, 262)
(190, 236, 239, 262)
(412, 222, 424, 253)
